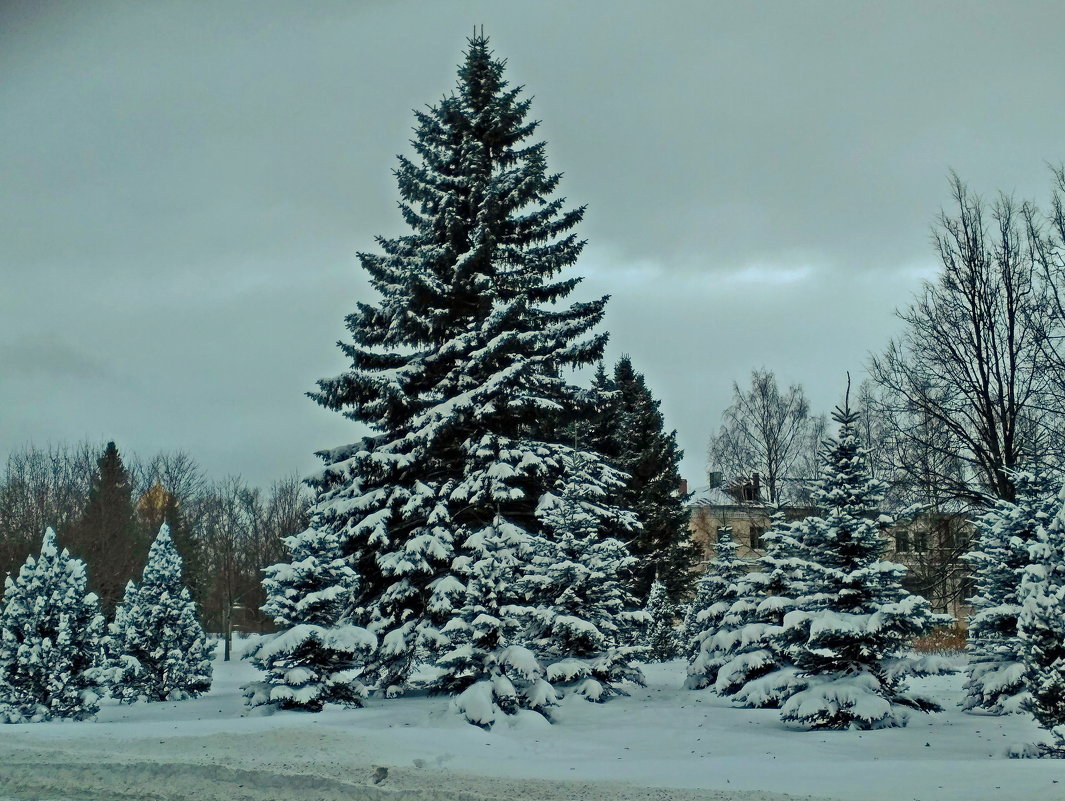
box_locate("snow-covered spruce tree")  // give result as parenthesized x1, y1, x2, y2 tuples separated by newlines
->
(437, 455, 640, 725)
(0, 529, 105, 723)
(1014, 481, 1065, 756)
(777, 399, 950, 730)
(137, 482, 207, 608)
(582, 362, 619, 460)
(642, 579, 679, 661)
(590, 356, 694, 603)
(707, 511, 807, 707)
(683, 526, 750, 688)
(680, 527, 734, 660)
(520, 455, 645, 702)
(434, 516, 556, 727)
(244, 524, 376, 711)
(308, 34, 633, 701)
(109, 524, 212, 703)
(963, 471, 1058, 715)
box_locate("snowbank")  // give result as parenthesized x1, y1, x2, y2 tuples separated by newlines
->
(0, 643, 1060, 801)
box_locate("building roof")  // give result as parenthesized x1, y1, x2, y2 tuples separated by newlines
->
(687, 485, 762, 508)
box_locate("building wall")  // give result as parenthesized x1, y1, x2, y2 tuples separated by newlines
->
(688, 504, 973, 621)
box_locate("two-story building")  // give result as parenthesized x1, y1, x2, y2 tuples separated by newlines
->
(686, 475, 972, 620)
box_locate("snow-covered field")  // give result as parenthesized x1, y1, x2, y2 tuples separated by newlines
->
(0, 641, 1060, 801)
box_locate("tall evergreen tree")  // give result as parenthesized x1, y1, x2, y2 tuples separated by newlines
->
(777, 399, 949, 730)
(0, 529, 105, 722)
(590, 356, 694, 602)
(964, 471, 1057, 715)
(307, 34, 631, 701)
(579, 362, 620, 459)
(245, 524, 376, 711)
(109, 524, 213, 703)
(1015, 482, 1065, 756)
(63, 442, 145, 614)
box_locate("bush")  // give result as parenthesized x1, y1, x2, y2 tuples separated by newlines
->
(913, 625, 966, 655)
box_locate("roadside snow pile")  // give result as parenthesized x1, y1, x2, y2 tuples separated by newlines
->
(0, 642, 1061, 801)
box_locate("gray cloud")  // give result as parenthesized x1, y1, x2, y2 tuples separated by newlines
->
(1, 0, 1064, 486)
(0, 335, 114, 383)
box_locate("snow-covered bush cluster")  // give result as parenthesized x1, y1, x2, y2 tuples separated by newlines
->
(0, 524, 211, 722)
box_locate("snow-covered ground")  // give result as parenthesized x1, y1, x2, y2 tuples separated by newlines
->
(0, 641, 1060, 801)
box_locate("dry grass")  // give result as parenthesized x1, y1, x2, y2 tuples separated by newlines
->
(912, 624, 967, 654)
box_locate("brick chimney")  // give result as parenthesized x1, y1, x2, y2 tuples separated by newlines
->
(678, 478, 688, 496)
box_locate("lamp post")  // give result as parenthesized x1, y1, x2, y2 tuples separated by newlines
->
(223, 602, 246, 662)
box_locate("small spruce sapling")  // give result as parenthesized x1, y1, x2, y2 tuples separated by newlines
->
(964, 471, 1057, 715)
(684, 526, 750, 689)
(777, 398, 949, 730)
(244, 525, 375, 711)
(680, 526, 735, 659)
(522, 457, 645, 702)
(435, 517, 556, 728)
(642, 579, 679, 661)
(710, 512, 806, 707)
(1014, 482, 1065, 757)
(109, 524, 213, 702)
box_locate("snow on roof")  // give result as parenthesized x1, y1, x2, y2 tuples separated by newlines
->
(686, 485, 752, 508)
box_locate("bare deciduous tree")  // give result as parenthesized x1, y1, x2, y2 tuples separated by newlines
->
(1, 443, 309, 648)
(1029, 164, 1065, 413)
(197, 474, 310, 657)
(0, 442, 97, 582)
(130, 451, 207, 512)
(869, 173, 1060, 505)
(707, 369, 825, 505)
(898, 512, 973, 615)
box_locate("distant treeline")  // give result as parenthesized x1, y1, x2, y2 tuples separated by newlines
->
(0, 441, 309, 633)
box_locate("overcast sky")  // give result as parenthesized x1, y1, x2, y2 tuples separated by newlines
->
(3, 1, 1065, 489)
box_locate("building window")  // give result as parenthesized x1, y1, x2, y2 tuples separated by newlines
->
(913, 529, 928, 553)
(895, 528, 910, 552)
(750, 526, 765, 550)
(958, 572, 976, 601)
